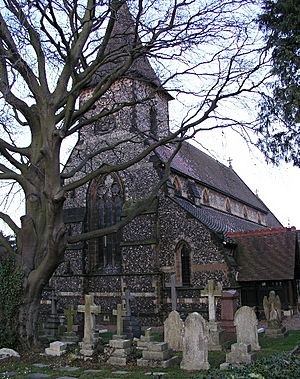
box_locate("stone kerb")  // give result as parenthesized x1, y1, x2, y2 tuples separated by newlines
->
(180, 312, 210, 371)
(163, 310, 184, 351)
(235, 306, 260, 351)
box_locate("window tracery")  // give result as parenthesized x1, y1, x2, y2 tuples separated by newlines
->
(87, 174, 123, 272)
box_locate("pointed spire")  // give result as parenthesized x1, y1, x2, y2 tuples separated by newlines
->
(91, 1, 164, 90)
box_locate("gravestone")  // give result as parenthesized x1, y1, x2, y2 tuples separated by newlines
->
(78, 294, 101, 357)
(122, 289, 141, 338)
(220, 306, 258, 368)
(201, 279, 222, 322)
(45, 341, 67, 356)
(221, 290, 238, 340)
(180, 312, 210, 371)
(107, 339, 133, 366)
(164, 310, 184, 351)
(263, 291, 288, 338)
(235, 306, 260, 351)
(201, 279, 224, 351)
(137, 328, 156, 349)
(43, 291, 60, 338)
(137, 341, 178, 368)
(62, 305, 79, 343)
(113, 303, 127, 339)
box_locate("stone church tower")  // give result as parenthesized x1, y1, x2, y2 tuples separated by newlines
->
(49, 2, 297, 326)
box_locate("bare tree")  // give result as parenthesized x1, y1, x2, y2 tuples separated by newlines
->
(0, 0, 266, 347)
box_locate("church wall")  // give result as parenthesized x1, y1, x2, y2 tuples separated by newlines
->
(158, 196, 233, 289)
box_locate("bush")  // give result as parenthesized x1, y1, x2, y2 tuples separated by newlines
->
(195, 353, 300, 379)
(0, 257, 24, 348)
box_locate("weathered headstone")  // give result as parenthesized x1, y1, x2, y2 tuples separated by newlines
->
(201, 280, 224, 351)
(137, 328, 156, 349)
(45, 341, 67, 356)
(221, 290, 238, 340)
(263, 291, 288, 338)
(43, 291, 60, 338)
(122, 289, 134, 317)
(220, 342, 256, 369)
(201, 279, 222, 322)
(180, 312, 210, 371)
(107, 338, 133, 366)
(113, 303, 127, 338)
(137, 341, 178, 368)
(62, 305, 79, 343)
(220, 306, 258, 369)
(122, 289, 141, 338)
(163, 310, 184, 351)
(235, 306, 260, 351)
(78, 294, 101, 357)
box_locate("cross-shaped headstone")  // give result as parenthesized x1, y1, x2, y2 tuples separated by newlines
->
(170, 274, 177, 311)
(201, 279, 222, 322)
(122, 289, 134, 317)
(78, 294, 101, 344)
(113, 303, 126, 336)
(64, 305, 76, 334)
(50, 291, 58, 316)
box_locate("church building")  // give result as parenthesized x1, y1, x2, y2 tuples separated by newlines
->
(51, 2, 300, 324)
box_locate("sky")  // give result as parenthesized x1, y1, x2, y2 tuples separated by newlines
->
(191, 126, 300, 229)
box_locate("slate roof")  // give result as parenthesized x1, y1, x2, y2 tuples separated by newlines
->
(228, 228, 299, 281)
(173, 197, 267, 235)
(90, 2, 170, 96)
(157, 142, 282, 227)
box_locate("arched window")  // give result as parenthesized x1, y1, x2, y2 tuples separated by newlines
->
(225, 198, 232, 213)
(87, 174, 123, 272)
(257, 212, 262, 224)
(175, 241, 191, 286)
(173, 176, 182, 195)
(202, 188, 210, 205)
(243, 206, 248, 219)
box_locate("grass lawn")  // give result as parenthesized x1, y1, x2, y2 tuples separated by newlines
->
(0, 331, 299, 379)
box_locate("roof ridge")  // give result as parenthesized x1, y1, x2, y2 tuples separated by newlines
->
(227, 226, 296, 238)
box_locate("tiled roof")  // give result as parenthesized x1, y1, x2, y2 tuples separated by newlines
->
(228, 228, 299, 281)
(173, 197, 267, 235)
(157, 142, 282, 226)
(90, 3, 169, 96)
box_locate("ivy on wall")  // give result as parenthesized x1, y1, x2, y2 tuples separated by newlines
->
(0, 257, 24, 348)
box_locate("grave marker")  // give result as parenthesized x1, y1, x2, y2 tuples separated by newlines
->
(201, 279, 222, 322)
(113, 303, 126, 337)
(77, 294, 101, 355)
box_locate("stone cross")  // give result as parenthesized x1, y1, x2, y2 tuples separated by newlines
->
(50, 291, 58, 316)
(113, 303, 126, 336)
(64, 305, 76, 334)
(201, 279, 222, 322)
(122, 289, 134, 317)
(170, 274, 177, 311)
(78, 294, 101, 344)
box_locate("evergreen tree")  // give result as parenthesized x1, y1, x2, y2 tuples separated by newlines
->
(258, 0, 300, 166)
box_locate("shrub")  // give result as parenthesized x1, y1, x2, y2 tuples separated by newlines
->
(195, 353, 300, 379)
